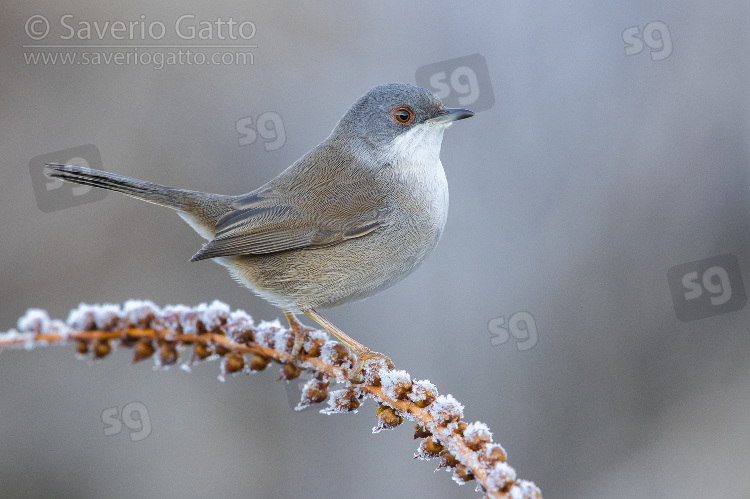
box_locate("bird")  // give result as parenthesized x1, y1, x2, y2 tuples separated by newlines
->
(45, 82, 474, 379)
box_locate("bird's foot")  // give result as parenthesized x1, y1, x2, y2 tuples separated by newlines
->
(299, 308, 394, 382)
(349, 347, 394, 383)
(283, 311, 316, 359)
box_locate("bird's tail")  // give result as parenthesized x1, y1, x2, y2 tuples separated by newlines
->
(44, 163, 189, 211)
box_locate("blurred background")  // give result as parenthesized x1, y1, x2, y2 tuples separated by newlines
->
(2, 1, 750, 498)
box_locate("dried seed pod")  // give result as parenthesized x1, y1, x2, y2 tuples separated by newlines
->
(427, 394, 464, 428)
(221, 309, 254, 343)
(132, 340, 155, 363)
(454, 421, 468, 436)
(417, 436, 443, 458)
(322, 342, 352, 367)
(380, 369, 412, 400)
(303, 336, 326, 357)
(192, 342, 211, 361)
(223, 353, 246, 374)
(17, 309, 50, 334)
(408, 379, 437, 407)
(414, 424, 432, 439)
(295, 378, 330, 411)
(159, 310, 184, 335)
(214, 345, 230, 357)
(373, 405, 403, 433)
(463, 421, 492, 451)
(123, 300, 158, 329)
(481, 443, 507, 464)
(281, 362, 301, 380)
(199, 300, 231, 334)
(75, 340, 89, 356)
(158, 341, 178, 366)
(321, 387, 361, 414)
(508, 480, 542, 499)
(94, 305, 122, 331)
(274, 330, 295, 355)
(179, 310, 207, 336)
(439, 449, 460, 469)
(119, 336, 138, 348)
(225, 324, 255, 344)
(254, 324, 279, 349)
(249, 354, 270, 371)
(68, 305, 97, 331)
(453, 463, 474, 482)
(486, 462, 517, 493)
(361, 358, 389, 386)
(93, 339, 111, 359)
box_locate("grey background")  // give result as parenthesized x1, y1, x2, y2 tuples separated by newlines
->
(2, 1, 750, 498)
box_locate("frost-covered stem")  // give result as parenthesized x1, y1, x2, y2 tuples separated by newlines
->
(1, 303, 541, 499)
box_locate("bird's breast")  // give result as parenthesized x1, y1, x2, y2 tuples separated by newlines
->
(380, 155, 449, 264)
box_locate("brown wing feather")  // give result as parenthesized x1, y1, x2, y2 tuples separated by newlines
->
(190, 148, 389, 261)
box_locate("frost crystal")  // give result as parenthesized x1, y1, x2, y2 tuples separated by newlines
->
(464, 421, 492, 446)
(159, 304, 192, 334)
(17, 308, 51, 334)
(93, 303, 122, 330)
(199, 300, 231, 332)
(359, 358, 389, 385)
(255, 319, 282, 348)
(319, 341, 352, 368)
(451, 468, 472, 485)
(48, 319, 71, 338)
(66, 303, 98, 330)
(320, 387, 361, 414)
(223, 309, 255, 343)
(302, 329, 328, 352)
(372, 406, 403, 434)
(408, 379, 437, 407)
(486, 461, 517, 493)
(295, 378, 329, 411)
(414, 437, 442, 460)
(427, 394, 464, 428)
(0, 329, 37, 350)
(273, 328, 295, 354)
(122, 299, 159, 328)
(380, 369, 411, 400)
(510, 479, 542, 499)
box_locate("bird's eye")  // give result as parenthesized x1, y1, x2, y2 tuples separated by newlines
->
(392, 106, 414, 125)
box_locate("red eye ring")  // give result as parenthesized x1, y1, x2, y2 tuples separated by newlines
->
(392, 106, 414, 125)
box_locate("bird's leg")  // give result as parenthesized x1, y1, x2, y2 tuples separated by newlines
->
(283, 309, 315, 359)
(302, 308, 393, 382)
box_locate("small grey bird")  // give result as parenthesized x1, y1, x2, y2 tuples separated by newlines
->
(45, 82, 474, 377)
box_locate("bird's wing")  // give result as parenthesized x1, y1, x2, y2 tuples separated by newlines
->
(189, 163, 388, 262)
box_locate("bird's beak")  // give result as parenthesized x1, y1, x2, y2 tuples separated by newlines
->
(427, 108, 475, 124)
